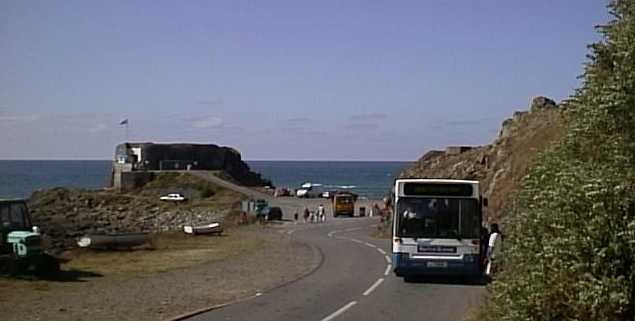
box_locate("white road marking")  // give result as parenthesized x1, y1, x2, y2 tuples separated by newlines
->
(351, 239, 364, 244)
(385, 255, 392, 264)
(328, 231, 336, 238)
(377, 248, 386, 255)
(364, 242, 377, 248)
(320, 301, 358, 321)
(363, 278, 385, 296)
(384, 264, 392, 276)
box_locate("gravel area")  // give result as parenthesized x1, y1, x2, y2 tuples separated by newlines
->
(0, 228, 321, 321)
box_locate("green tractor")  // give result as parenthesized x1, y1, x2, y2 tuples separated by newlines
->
(0, 199, 60, 276)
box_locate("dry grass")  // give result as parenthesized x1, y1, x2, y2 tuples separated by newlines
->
(139, 172, 245, 211)
(63, 228, 264, 275)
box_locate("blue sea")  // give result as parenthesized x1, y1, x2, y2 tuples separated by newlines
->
(248, 161, 409, 200)
(0, 160, 410, 200)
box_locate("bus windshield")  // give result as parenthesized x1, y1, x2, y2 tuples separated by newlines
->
(395, 197, 479, 239)
(336, 197, 353, 204)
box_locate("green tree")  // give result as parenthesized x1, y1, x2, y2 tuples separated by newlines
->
(484, 1, 635, 320)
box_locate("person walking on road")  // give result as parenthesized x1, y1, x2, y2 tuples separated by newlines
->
(486, 223, 503, 277)
(318, 204, 325, 223)
(303, 207, 310, 223)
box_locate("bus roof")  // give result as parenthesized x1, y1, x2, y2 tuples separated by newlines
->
(394, 179, 480, 198)
(0, 198, 27, 204)
(395, 178, 479, 185)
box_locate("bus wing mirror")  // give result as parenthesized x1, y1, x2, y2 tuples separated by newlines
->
(483, 198, 489, 207)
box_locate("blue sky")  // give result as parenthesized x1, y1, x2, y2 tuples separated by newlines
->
(1, 0, 609, 160)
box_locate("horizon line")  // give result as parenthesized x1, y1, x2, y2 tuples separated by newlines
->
(0, 158, 414, 162)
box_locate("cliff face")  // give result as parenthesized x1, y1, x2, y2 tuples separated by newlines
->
(400, 97, 565, 222)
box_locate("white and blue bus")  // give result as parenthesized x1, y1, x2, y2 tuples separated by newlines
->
(392, 179, 486, 280)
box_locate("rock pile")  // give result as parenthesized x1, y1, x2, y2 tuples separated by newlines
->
(29, 187, 235, 251)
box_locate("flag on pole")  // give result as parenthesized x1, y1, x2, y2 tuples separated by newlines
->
(119, 119, 128, 125)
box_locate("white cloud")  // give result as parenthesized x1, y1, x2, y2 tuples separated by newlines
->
(196, 98, 224, 106)
(286, 117, 312, 123)
(190, 116, 223, 129)
(0, 114, 41, 122)
(349, 113, 388, 121)
(88, 123, 108, 133)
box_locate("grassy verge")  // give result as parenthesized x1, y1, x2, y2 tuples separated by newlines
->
(0, 226, 267, 310)
(64, 227, 264, 275)
(0, 227, 264, 290)
(140, 172, 245, 209)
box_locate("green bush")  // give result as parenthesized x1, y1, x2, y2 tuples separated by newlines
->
(483, 1, 635, 320)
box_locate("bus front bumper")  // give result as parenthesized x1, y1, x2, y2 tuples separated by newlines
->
(392, 253, 481, 277)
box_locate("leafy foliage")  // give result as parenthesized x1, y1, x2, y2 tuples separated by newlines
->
(483, 1, 635, 320)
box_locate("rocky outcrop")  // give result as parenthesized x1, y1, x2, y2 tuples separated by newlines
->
(530, 96, 557, 112)
(400, 96, 565, 222)
(28, 174, 243, 251)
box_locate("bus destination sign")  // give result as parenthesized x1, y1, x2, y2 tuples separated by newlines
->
(403, 183, 473, 197)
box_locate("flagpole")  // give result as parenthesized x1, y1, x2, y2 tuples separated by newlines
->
(120, 119, 129, 142)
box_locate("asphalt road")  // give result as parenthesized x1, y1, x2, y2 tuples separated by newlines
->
(187, 171, 485, 321)
(187, 218, 484, 321)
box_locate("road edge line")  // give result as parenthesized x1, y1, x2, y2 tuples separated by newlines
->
(363, 278, 385, 296)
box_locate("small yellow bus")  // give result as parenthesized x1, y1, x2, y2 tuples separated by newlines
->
(332, 192, 357, 217)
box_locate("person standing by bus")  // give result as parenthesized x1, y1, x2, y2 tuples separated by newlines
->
(486, 223, 503, 277)
(480, 226, 490, 272)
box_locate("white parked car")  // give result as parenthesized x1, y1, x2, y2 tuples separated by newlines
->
(160, 193, 186, 202)
(296, 189, 309, 198)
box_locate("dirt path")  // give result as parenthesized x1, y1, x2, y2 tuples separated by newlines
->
(0, 227, 321, 321)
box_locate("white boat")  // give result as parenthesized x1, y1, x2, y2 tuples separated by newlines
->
(301, 182, 322, 189)
(183, 222, 223, 235)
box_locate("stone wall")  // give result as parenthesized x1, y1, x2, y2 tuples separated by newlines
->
(119, 172, 154, 191)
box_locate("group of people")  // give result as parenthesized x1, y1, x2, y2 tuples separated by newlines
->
(294, 204, 327, 223)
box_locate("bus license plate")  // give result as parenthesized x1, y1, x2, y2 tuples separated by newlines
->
(427, 261, 447, 268)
